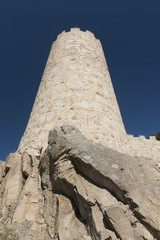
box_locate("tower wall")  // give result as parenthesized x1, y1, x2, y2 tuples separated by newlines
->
(18, 28, 127, 154)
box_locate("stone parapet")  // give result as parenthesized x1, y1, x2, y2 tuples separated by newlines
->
(128, 135, 160, 162)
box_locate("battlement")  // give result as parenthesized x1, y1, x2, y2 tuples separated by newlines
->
(127, 134, 160, 161)
(57, 28, 95, 39)
(18, 29, 160, 163)
(128, 134, 157, 141)
(56, 28, 102, 49)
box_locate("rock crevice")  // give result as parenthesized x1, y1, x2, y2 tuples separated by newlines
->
(0, 125, 160, 239)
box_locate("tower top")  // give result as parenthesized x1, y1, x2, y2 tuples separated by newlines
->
(57, 28, 96, 37)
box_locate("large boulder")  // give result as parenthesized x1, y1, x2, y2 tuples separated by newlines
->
(0, 125, 159, 240)
(46, 125, 160, 240)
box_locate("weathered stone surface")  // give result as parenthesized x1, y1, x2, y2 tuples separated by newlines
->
(57, 194, 92, 240)
(12, 155, 48, 240)
(0, 161, 5, 167)
(0, 153, 23, 221)
(0, 125, 159, 239)
(22, 152, 32, 178)
(47, 125, 159, 239)
(0, 161, 5, 184)
(0, 221, 18, 240)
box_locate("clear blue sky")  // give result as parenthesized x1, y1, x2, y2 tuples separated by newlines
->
(0, 0, 160, 160)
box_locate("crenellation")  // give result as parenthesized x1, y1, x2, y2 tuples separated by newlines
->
(57, 30, 66, 40)
(149, 135, 156, 141)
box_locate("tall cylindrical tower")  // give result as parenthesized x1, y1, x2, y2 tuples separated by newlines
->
(19, 28, 127, 154)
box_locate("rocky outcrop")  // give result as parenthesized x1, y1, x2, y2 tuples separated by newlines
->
(0, 126, 160, 239)
(0, 161, 5, 185)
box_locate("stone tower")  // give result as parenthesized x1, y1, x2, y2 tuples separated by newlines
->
(19, 28, 127, 155)
(1, 28, 160, 240)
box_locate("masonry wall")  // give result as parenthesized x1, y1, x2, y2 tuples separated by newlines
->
(18, 28, 160, 163)
(128, 135, 160, 162)
(18, 28, 127, 154)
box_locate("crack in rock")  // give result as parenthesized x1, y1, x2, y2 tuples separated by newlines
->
(0, 125, 159, 240)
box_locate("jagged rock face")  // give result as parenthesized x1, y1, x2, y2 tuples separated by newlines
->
(0, 126, 160, 239)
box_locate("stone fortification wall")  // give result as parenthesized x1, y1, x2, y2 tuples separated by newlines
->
(18, 28, 160, 163)
(19, 28, 127, 154)
(128, 135, 160, 162)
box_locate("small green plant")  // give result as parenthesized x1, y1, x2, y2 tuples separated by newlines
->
(156, 132, 160, 140)
(150, 132, 160, 141)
